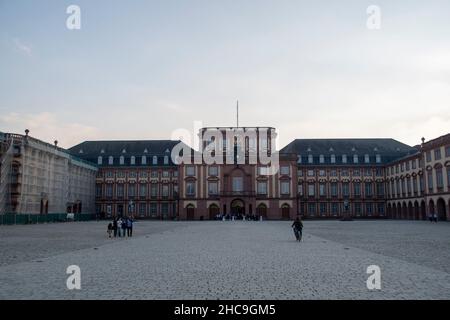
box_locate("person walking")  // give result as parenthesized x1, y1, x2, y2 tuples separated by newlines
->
(117, 218, 123, 237)
(127, 217, 133, 237)
(291, 216, 303, 242)
(107, 222, 113, 238)
(122, 217, 128, 237)
(112, 218, 118, 238)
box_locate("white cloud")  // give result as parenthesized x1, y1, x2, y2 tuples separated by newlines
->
(0, 112, 100, 148)
(13, 38, 32, 56)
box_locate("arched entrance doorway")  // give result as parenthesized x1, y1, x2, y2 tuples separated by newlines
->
(402, 202, 407, 219)
(387, 203, 392, 218)
(408, 202, 413, 220)
(186, 204, 195, 220)
(231, 199, 245, 218)
(209, 204, 220, 220)
(256, 203, 267, 218)
(393, 203, 397, 219)
(437, 198, 447, 221)
(414, 201, 420, 220)
(420, 200, 426, 220)
(281, 204, 290, 220)
(429, 200, 435, 218)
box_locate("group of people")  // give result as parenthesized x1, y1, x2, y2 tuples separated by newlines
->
(214, 214, 261, 221)
(107, 217, 134, 238)
(428, 213, 439, 223)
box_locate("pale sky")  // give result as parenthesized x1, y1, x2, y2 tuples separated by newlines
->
(1, 0, 449, 149)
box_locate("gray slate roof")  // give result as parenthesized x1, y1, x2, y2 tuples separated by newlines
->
(280, 138, 417, 165)
(68, 140, 183, 166)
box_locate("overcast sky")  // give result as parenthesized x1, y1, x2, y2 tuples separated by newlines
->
(1, 0, 449, 149)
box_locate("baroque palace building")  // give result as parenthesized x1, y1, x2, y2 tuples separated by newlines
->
(1, 127, 449, 220)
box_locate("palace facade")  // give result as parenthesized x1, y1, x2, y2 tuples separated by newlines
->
(2, 127, 449, 221)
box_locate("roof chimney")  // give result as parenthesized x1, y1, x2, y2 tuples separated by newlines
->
(54, 140, 58, 147)
(25, 129, 29, 137)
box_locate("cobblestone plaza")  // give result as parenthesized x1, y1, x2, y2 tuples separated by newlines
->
(0, 220, 450, 299)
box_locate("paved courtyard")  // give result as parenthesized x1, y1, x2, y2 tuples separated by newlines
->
(0, 219, 450, 299)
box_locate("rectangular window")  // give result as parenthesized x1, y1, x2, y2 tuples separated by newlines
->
(364, 154, 370, 163)
(377, 203, 385, 215)
(232, 177, 243, 192)
(307, 170, 314, 177)
(150, 203, 157, 216)
(280, 166, 290, 175)
(151, 184, 158, 197)
(330, 170, 337, 177)
(308, 184, 315, 196)
(308, 203, 316, 215)
(331, 155, 336, 163)
(406, 161, 410, 171)
(353, 169, 360, 176)
(427, 171, 433, 191)
(413, 176, 418, 193)
(365, 183, 373, 197)
(139, 171, 148, 179)
(186, 166, 195, 176)
(280, 181, 290, 195)
(319, 170, 326, 177)
(342, 154, 347, 163)
(297, 169, 303, 177)
(436, 168, 444, 188)
(426, 151, 432, 162)
(407, 177, 411, 194)
(319, 184, 326, 197)
(162, 185, 169, 197)
(139, 203, 146, 216)
(412, 159, 417, 169)
(308, 155, 313, 164)
(342, 169, 349, 177)
(376, 182, 384, 196)
(106, 184, 113, 198)
(186, 182, 196, 196)
(151, 170, 158, 178)
(354, 183, 361, 196)
(342, 183, 349, 197)
(376, 154, 381, 163)
(128, 184, 136, 198)
(355, 203, 362, 215)
(366, 203, 373, 215)
(435, 148, 441, 160)
(447, 168, 450, 187)
(257, 182, 267, 195)
(331, 183, 338, 197)
(96, 184, 102, 197)
(365, 169, 372, 177)
(446, 146, 450, 157)
(162, 171, 169, 178)
(298, 184, 303, 196)
(208, 182, 218, 195)
(208, 166, 218, 176)
(319, 155, 324, 163)
(117, 184, 124, 198)
(353, 154, 359, 163)
(375, 168, 383, 177)
(320, 203, 327, 215)
(331, 203, 339, 215)
(139, 184, 147, 198)
(420, 176, 424, 192)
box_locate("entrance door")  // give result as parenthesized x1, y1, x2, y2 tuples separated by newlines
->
(209, 205, 220, 220)
(281, 204, 290, 219)
(186, 205, 195, 220)
(231, 199, 245, 218)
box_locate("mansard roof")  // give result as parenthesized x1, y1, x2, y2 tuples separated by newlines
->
(280, 138, 417, 164)
(68, 140, 184, 166)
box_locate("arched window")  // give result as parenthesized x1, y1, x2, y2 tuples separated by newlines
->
(97, 156, 103, 165)
(108, 156, 113, 165)
(152, 156, 158, 165)
(141, 155, 147, 165)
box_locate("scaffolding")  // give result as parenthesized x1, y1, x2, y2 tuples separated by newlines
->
(0, 133, 97, 215)
(0, 133, 13, 214)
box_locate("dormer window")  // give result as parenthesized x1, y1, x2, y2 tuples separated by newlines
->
(342, 154, 347, 163)
(319, 155, 324, 164)
(120, 156, 124, 165)
(131, 156, 135, 165)
(308, 155, 313, 164)
(108, 156, 113, 165)
(142, 155, 147, 165)
(297, 155, 302, 164)
(376, 154, 381, 163)
(353, 154, 359, 163)
(164, 155, 169, 165)
(364, 154, 370, 163)
(152, 156, 158, 165)
(97, 156, 103, 165)
(331, 154, 336, 164)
